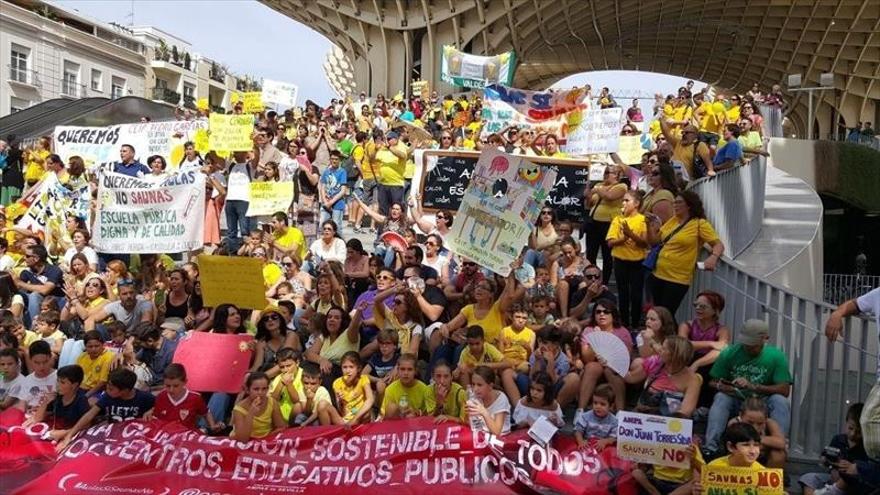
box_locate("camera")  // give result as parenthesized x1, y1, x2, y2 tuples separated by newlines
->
(822, 446, 841, 465)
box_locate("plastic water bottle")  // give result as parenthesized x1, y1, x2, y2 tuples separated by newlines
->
(467, 386, 486, 432)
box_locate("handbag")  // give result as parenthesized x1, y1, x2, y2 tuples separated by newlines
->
(582, 195, 601, 232)
(643, 218, 692, 271)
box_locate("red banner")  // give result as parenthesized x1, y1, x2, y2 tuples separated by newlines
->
(6, 418, 637, 495)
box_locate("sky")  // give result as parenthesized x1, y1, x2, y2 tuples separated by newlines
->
(53, 1, 697, 104)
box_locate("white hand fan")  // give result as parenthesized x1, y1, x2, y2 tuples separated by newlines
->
(586, 331, 631, 377)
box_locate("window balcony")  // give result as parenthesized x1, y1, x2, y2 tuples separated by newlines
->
(182, 95, 196, 110)
(7, 65, 40, 88)
(151, 87, 181, 105)
(61, 81, 87, 98)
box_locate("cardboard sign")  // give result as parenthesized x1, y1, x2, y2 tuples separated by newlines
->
(565, 107, 624, 155)
(246, 181, 294, 217)
(242, 91, 265, 113)
(445, 149, 556, 276)
(198, 254, 267, 309)
(701, 465, 785, 494)
(616, 135, 647, 164)
(262, 79, 299, 108)
(172, 332, 254, 393)
(91, 171, 206, 254)
(616, 411, 693, 469)
(208, 114, 253, 152)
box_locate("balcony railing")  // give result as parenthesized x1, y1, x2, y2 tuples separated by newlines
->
(824, 273, 880, 305)
(209, 69, 225, 83)
(7, 65, 39, 87)
(151, 87, 181, 105)
(182, 95, 196, 110)
(61, 80, 87, 98)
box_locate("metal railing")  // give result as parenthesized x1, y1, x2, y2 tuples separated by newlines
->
(61, 80, 87, 98)
(7, 65, 39, 86)
(686, 159, 878, 461)
(824, 273, 880, 305)
(686, 157, 766, 259)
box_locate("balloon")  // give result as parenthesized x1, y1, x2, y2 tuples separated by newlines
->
(711, 102, 726, 114)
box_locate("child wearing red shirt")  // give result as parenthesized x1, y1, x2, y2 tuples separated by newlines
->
(148, 363, 223, 432)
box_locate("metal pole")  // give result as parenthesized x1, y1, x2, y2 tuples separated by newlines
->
(807, 90, 813, 139)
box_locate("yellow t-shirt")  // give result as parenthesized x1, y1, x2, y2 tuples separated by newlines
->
(654, 217, 720, 285)
(591, 183, 628, 223)
(373, 309, 421, 353)
(381, 379, 435, 416)
(76, 349, 114, 390)
(25, 149, 49, 183)
(332, 374, 370, 422)
(706, 455, 765, 470)
(500, 326, 535, 366)
(460, 301, 504, 346)
(459, 342, 504, 368)
(270, 368, 304, 422)
(429, 382, 467, 422)
(698, 103, 724, 135)
(462, 138, 477, 150)
(672, 141, 710, 179)
(263, 262, 283, 287)
(318, 333, 360, 365)
(231, 396, 278, 439)
(352, 144, 372, 180)
(726, 105, 741, 123)
(607, 213, 648, 261)
(376, 143, 406, 187)
(274, 227, 306, 261)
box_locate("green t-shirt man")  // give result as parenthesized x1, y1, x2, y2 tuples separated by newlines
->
(710, 322, 792, 399)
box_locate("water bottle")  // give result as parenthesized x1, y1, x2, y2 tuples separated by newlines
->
(467, 386, 485, 432)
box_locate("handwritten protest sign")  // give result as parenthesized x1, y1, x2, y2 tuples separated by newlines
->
(8, 418, 636, 495)
(246, 181, 294, 217)
(91, 171, 205, 253)
(565, 107, 624, 155)
(481, 85, 588, 144)
(173, 332, 254, 393)
(701, 465, 785, 494)
(441, 46, 516, 89)
(198, 254, 266, 309)
(411, 80, 430, 99)
(262, 79, 299, 108)
(53, 120, 207, 172)
(13, 174, 90, 255)
(208, 114, 253, 152)
(446, 149, 556, 276)
(617, 135, 646, 164)
(616, 411, 693, 469)
(242, 91, 265, 113)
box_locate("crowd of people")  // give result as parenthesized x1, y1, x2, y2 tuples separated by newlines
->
(0, 81, 874, 494)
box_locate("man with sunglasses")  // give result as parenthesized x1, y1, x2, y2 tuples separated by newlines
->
(17, 245, 65, 321)
(444, 258, 485, 306)
(253, 127, 282, 169)
(660, 118, 714, 179)
(567, 265, 618, 321)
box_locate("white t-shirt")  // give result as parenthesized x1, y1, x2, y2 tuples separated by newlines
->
(857, 288, 880, 377)
(309, 238, 347, 264)
(179, 157, 203, 170)
(63, 246, 99, 267)
(13, 371, 57, 412)
(0, 254, 15, 272)
(226, 162, 252, 202)
(483, 391, 511, 435)
(422, 255, 449, 279)
(279, 156, 300, 181)
(512, 399, 563, 427)
(0, 373, 25, 404)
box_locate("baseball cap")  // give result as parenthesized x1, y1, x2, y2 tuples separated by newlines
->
(738, 319, 769, 346)
(160, 317, 185, 334)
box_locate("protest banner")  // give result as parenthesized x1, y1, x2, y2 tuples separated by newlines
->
(198, 254, 267, 309)
(411, 79, 430, 99)
(208, 113, 254, 152)
(246, 181, 294, 217)
(701, 465, 785, 494)
(441, 45, 516, 89)
(564, 107, 625, 155)
(172, 332, 254, 393)
(415, 150, 592, 224)
(53, 120, 207, 172)
(481, 85, 589, 144)
(616, 135, 647, 164)
(242, 91, 265, 113)
(445, 149, 556, 276)
(8, 418, 637, 495)
(13, 174, 91, 255)
(616, 411, 693, 469)
(91, 171, 205, 254)
(262, 79, 299, 108)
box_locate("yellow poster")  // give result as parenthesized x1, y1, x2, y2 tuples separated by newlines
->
(617, 135, 646, 164)
(196, 98, 209, 111)
(246, 182, 294, 217)
(198, 255, 267, 309)
(230, 92, 242, 104)
(411, 80, 430, 99)
(242, 91, 265, 113)
(701, 465, 784, 495)
(208, 114, 253, 152)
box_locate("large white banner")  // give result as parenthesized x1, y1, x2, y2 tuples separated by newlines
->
(481, 85, 589, 144)
(53, 120, 208, 172)
(262, 79, 299, 108)
(564, 107, 624, 155)
(92, 170, 205, 253)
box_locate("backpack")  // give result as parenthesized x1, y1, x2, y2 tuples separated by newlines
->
(692, 141, 708, 179)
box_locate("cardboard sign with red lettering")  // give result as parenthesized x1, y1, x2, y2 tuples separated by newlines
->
(172, 332, 254, 393)
(701, 465, 785, 494)
(8, 418, 638, 495)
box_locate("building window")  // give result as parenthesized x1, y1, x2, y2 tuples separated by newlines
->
(183, 83, 196, 108)
(62, 61, 80, 97)
(10, 96, 30, 113)
(10, 44, 29, 83)
(91, 69, 102, 91)
(111, 76, 125, 99)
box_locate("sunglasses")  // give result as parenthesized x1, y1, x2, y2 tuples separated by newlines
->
(425, 241, 436, 246)
(85, 282, 102, 288)
(594, 309, 612, 315)
(541, 211, 553, 215)
(262, 313, 281, 321)
(117, 279, 135, 287)
(252, 252, 266, 257)
(377, 275, 395, 281)
(282, 262, 294, 267)
(693, 303, 711, 310)
(585, 274, 601, 280)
